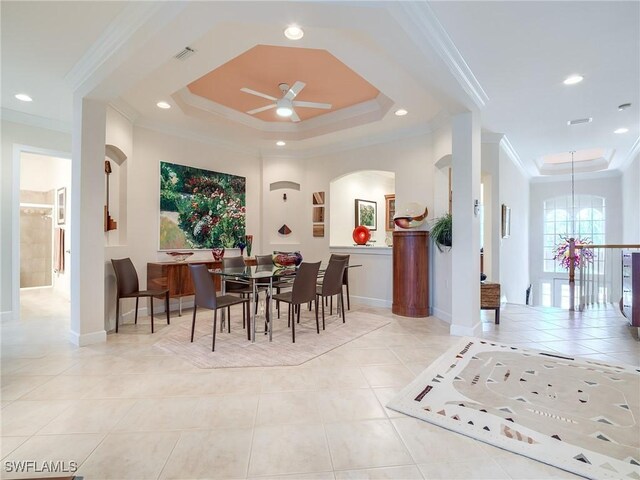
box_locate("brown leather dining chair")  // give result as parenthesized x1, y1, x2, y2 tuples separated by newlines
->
(189, 264, 249, 351)
(270, 262, 321, 343)
(316, 257, 348, 329)
(111, 257, 170, 333)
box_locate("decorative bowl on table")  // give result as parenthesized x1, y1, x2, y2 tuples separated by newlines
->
(272, 251, 303, 267)
(166, 251, 194, 262)
(352, 225, 371, 245)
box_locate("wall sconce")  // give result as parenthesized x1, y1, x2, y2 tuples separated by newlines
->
(474, 199, 480, 217)
(283, 193, 287, 202)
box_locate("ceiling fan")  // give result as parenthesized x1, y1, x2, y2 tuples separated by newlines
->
(240, 81, 332, 122)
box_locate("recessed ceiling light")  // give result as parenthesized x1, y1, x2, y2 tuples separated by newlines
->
(395, 108, 408, 116)
(563, 75, 584, 85)
(614, 127, 629, 134)
(156, 101, 171, 109)
(276, 141, 286, 146)
(284, 25, 304, 40)
(15, 93, 33, 102)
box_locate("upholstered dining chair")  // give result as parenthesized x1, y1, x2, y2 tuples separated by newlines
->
(316, 257, 348, 328)
(329, 253, 351, 310)
(111, 257, 170, 333)
(222, 255, 252, 328)
(189, 264, 249, 351)
(270, 261, 321, 343)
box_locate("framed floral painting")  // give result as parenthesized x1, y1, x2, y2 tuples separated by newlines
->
(355, 199, 377, 230)
(159, 161, 246, 249)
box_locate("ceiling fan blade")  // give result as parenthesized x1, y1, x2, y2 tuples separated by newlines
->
(246, 104, 276, 115)
(240, 87, 277, 101)
(290, 109, 301, 123)
(284, 81, 306, 101)
(292, 101, 332, 110)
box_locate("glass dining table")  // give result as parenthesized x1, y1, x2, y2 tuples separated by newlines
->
(210, 263, 360, 343)
(210, 264, 295, 342)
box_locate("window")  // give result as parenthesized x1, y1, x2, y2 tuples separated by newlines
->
(543, 195, 605, 273)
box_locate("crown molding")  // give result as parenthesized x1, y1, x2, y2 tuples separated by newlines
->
(619, 135, 640, 172)
(134, 119, 259, 157)
(64, 3, 168, 92)
(530, 168, 622, 184)
(108, 98, 140, 124)
(1, 108, 71, 134)
(499, 135, 532, 179)
(389, 2, 489, 109)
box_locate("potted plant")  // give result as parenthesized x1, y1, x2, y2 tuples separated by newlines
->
(430, 212, 452, 252)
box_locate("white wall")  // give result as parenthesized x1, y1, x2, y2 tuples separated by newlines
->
(20, 153, 72, 298)
(622, 153, 640, 243)
(329, 171, 394, 247)
(0, 121, 71, 318)
(498, 144, 530, 304)
(529, 174, 623, 305)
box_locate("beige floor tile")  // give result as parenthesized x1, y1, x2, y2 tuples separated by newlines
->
(39, 398, 137, 434)
(81, 374, 150, 398)
(195, 393, 259, 429)
(0, 375, 54, 401)
(338, 348, 402, 366)
(259, 368, 318, 393)
(113, 397, 202, 432)
(313, 366, 369, 389)
(325, 419, 412, 470)
(2, 433, 104, 479)
(417, 459, 509, 479)
(248, 472, 335, 480)
(1, 400, 76, 436)
(21, 375, 106, 400)
(0, 436, 29, 460)
(160, 428, 252, 479)
(248, 423, 332, 477)
(61, 355, 138, 375)
(256, 391, 321, 426)
(334, 465, 423, 479)
(317, 389, 386, 423)
(371, 387, 404, 419)
(360, 365, 415, 388)
(10, 356, 78, 376)
(77, 431, 180, 479)
(493, 454, 584, 479)
(391, 417, 489, 463)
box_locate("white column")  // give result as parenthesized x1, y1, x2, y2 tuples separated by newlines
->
(70, 96, 107, 346)
(450, 111, 482, 337)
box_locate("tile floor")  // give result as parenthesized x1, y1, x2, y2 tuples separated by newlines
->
(1, 289, 638, 479)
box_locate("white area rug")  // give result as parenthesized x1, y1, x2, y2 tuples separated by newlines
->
(387, 337, 640, 480)
(153, 308, 390, 368)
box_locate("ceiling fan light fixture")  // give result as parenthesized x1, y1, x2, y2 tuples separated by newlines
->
(276, 106, 293, 117)
(563, 74, 584, 85)
(157, 101, 171, 109)
(395, 108, 408, 116)
(614, 127, 629, 134)
(284, 25, 304, 40)
(15, 93, 33, 102)
(276, 141, 286, 146)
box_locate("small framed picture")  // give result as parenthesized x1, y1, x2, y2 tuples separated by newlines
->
(385, 194, 395, 231)
(501, 204, 511, 238)
(57, 187, 66, 225)
(355, 199, 377, 230)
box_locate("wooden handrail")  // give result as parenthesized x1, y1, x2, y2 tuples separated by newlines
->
(575, 244, 640, 249)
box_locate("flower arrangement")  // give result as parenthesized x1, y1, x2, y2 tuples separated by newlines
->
(553, 235, 594, 270)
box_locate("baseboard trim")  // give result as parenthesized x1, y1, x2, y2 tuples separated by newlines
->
(69, 329, 107, 346)
(350, 295, 392, 309)
(449, 321, 482, 337)
(432, 307, 452, 323)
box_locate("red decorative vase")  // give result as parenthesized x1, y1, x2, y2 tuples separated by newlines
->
(353, 225, 371, 245)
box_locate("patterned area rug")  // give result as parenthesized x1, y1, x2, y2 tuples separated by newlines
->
(387, 337, 640, 480)
(153, 308, 390, 368)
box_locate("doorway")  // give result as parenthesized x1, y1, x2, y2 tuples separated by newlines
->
(17, 151, 71, 322)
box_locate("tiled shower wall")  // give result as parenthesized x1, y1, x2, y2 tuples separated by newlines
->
(20, 190, 54, 288)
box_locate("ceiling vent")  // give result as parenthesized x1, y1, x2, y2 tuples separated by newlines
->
(174, 47, 196, 61)
(567, 117, 592, 126)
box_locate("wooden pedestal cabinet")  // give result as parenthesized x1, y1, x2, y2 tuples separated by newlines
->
(147, 260, 222, 299)
(392, 231, 430, 317)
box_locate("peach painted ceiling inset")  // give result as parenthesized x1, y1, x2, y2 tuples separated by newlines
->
(187, 45, 380, 122)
